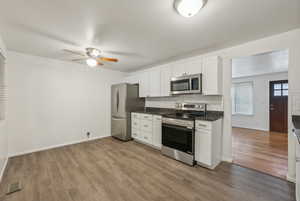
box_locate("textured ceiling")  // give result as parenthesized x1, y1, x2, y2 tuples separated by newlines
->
(0, 0, 299, 72)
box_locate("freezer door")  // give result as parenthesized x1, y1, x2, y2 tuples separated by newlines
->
(111, 84, 127, 118)
(111, 117, 129, 140)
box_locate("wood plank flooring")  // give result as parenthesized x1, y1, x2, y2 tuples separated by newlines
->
(232, 127, 288, 179)
(0, 137, 295, 201)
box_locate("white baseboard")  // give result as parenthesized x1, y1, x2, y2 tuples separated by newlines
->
(222, 156, 233, 163)
(9, 135, 110, 158)
(0, 156, 8, 182)
(286, 173, 296, 183)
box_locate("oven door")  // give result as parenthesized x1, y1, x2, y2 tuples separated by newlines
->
(162, 123, 194, 154)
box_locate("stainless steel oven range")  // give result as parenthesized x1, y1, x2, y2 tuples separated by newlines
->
(161, 103, 206, 166)
(162, 117, 195, 165)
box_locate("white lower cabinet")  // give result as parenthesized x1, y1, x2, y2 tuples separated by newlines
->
(131, 113, 162, 149)
(195, 119, 222, 169)
(152, 115, 162, 148)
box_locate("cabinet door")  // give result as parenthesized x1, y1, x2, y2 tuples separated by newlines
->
(172, 62, 186, 77)
(139, 72, 149, 97)
(195, 130, 212, 166)
(160, 65, 172, 97)
(125, 74, 139, 84)
(202, 56, 222, 95)
(152, 115, 162, 148)
(185, 58, 202, 75)
(149, 68, 161, 97)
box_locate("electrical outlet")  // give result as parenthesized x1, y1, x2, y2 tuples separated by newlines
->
(86, 132, 90, 138)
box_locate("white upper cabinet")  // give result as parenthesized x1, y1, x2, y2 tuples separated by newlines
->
(172, 58, 202, 78)
(148, 67, 161, 97)
(172, 61, 186, 77)
(160, 64, 172, 97)
(124, 74, 140, 84)
(126, 55, 222, 97)
(185, 58, 202, 75)
(202, 56, 223, 95)
(139, 72, 149, 98)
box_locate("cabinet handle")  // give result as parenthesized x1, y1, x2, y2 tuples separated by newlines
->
(197, 124, 207, 127)
(144, 125, 148, 128)
(144, 136, 148, 139)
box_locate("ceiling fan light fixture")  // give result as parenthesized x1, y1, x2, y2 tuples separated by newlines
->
(86, 48, 101, 58)
(86, 58, 98, 67)
(174, 0, 205, 18)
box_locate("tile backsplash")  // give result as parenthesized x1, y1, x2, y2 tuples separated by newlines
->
(145, 94, 223, 111)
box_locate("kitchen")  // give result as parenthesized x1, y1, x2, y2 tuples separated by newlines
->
(0, 0, 300, 201)
(112, 55, 224, 168)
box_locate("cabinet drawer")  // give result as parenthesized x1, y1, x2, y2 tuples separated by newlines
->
(142, 131, 153, 144)
(140, 119, 152, 132)
(196, 120, 212, 130)
(132, 113, 140, 119)
(153, 115, 162, 121)
(132, 118, 140, 129)
(141, 114, 153, 120)
(132, 128, 140, 139)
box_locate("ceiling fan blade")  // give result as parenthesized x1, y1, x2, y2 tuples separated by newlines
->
(97, 62, 104, 66)
(63, 49, 86, 56)
(99, 57, 118, 62)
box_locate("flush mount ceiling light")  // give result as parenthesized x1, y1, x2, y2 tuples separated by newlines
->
(86, 58, 98, 67)
(174, 0, 205, 18)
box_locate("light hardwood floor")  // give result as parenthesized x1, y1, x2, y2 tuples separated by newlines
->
(0, 137, 295, 201)
(232, 127, 288, 179)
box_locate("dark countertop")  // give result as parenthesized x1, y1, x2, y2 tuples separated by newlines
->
(131, 107, 223, 121)
(195, 111, 224, 121)
(131, 107, 175, 115)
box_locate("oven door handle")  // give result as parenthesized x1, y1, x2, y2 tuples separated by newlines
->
(163, 123, 193, 131)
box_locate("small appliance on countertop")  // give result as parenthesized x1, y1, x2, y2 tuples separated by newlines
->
(161, 103, 207, 166)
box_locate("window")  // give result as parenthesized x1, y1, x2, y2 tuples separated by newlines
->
(232, 82, 254, 115)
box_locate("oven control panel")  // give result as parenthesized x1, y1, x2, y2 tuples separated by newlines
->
(175, 103, 206, 111)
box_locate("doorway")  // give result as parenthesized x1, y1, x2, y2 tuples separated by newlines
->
(231, 50, 289, 179)
(270, 80, 288, 133)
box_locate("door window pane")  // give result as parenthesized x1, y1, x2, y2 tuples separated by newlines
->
(274, 84, 282, 90)
(282, 90, 288, 96)
(282, 83, 288, 89)
(274, 90, 282, 96)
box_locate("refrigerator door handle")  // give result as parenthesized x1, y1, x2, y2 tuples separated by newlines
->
(117, 90, 119, 112)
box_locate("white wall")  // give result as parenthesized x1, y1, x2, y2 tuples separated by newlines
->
(146, 94, 223, 111)
(6, 51, 126, 156)
(232, 50, 288, 78)
(0, 35, 8, 181)
(232, 72, 288, 131)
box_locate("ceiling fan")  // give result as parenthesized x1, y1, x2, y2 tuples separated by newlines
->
(63, 47, 118, 67)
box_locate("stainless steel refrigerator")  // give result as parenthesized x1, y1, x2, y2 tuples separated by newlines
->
(111, 83, 145, 141)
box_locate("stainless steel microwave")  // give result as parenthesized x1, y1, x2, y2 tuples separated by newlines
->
(170, 74, 202, 95)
